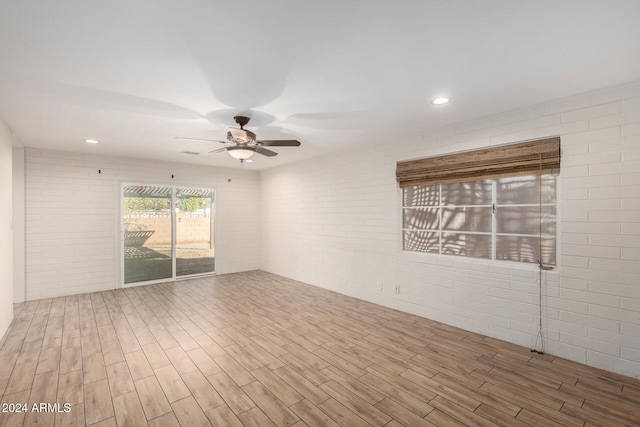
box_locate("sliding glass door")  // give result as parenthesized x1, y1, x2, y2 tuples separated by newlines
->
(122, 184, 215, 285)
(175, 188, 215, 277)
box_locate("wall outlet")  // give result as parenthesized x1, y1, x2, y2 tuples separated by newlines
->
(377, 281, 383, 291)
(394, 285, 400, 294)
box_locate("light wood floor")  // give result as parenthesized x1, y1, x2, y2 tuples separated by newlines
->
(1, 271, 639, 427)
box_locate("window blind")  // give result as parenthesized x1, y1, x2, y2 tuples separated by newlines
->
(396, 137, 560, 187)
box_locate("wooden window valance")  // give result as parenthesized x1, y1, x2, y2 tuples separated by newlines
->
(396, 137, 560, 187)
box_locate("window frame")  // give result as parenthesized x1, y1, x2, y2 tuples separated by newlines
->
(401, 174, 559, 267)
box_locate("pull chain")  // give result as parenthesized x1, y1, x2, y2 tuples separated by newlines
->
(532, 155, 545, 355)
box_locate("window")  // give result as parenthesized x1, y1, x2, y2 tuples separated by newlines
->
(402, 174, 557, 265)
(397, 138, 561, 266)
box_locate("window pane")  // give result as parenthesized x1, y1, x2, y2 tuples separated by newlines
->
(403, 231, 439, 253)
(496, 235, 556, 265)
(442, 207, 492, 232)
(441, 180, 492, 205)
(403, 185, 439, 207)
(441, 233, 492, 259)
(402, 174, 556, 265)
(403, 208, 439, 230)
(496, 206, 556, 235)
(496, 175, 556, 205)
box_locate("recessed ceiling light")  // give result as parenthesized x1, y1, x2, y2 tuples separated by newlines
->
(432, 97, 450, 105)
(85, 139, 99, 144)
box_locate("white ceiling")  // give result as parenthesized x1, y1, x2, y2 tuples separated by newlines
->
(1, 1, 639, 170)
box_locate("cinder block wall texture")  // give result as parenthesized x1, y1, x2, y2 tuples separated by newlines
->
(260, 81, 640, 378)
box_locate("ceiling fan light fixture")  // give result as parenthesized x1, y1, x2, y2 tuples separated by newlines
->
(227, 146, 256, 161)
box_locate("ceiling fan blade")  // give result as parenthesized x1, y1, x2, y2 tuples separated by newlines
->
(257, 140, 301, 146)
(208, 147, 228, 154)
(255, 147, 278, 157)
(175, 137, 227, 144)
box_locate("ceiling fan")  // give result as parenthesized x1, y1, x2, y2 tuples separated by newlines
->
(177, 115, 301, 163)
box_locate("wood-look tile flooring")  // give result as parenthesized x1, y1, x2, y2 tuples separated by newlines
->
(1, 271, 639, 426)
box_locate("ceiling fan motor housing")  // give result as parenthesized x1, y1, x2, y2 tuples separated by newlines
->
(227, 128, 257, 143)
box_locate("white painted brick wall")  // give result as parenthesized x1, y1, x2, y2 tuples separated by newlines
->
(24, 149, 260, 300)
(0, 119, 13, 340)
(260, 80, 640, 379)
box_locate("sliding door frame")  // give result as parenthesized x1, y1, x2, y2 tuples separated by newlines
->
(119, 182, 216, 288)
